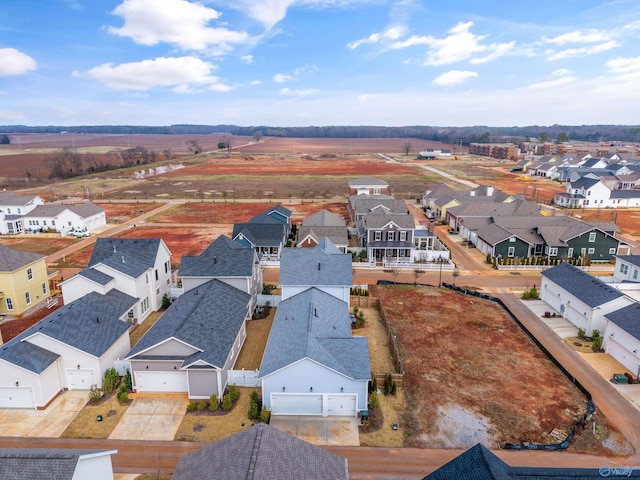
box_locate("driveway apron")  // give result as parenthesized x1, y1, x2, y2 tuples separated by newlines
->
(109, 395, 187, 441)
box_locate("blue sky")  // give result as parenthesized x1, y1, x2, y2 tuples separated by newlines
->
(1, 0, 640, 127)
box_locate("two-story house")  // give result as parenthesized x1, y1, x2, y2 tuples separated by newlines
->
(60, 238, 172, 324)
(0, 245, 54, 316)
(232, 206, 291, 262)
(297, 209, 348, 252)
(0, 192, 44, 235)
(362, 212, 416, 265)
(348, 177, 390, 196)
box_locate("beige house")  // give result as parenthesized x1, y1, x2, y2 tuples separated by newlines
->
(0, 245, 55, 316)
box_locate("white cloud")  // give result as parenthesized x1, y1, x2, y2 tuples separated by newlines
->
(83, 56, 228, 91)
(546, 40, 618, 60)
(432, 70, 478, 87)
(607, 56, 640, 73)
(347, 25, 408, 49)
(108, 0, 252, 53)
(280, 87, 319, 96)
(0, 48, 37, 77)
(524, 76, 576, 90)
(543, 29, 609, 45)
(294, 64, 318, 75)
(551, 68, 572, 77)
(250, 79, 263, 85)
(241, 55, 254, 64)
(273, 73, 295, 83)
(388, 21, 514, 66)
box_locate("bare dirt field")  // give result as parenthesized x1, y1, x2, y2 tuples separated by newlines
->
(370, 284, 631, 455)
(0, 236, 76, 256)
(98, 202, 159, 222)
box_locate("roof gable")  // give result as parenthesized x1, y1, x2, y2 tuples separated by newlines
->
(89, 238, 167, 278)
(179, 235, 256, 278)
(280, 240, 352, 287)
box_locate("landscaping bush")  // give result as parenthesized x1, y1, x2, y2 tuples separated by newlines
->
(577, 328, 586, 339)
(124, 369, 133, 391)
(162, 293, 172, 309)
(187, 401, 198, 412)
(196, 401, 207, 411)
(592, 336, 603, 351)
(228, 384, 239, 403)
(88, 385, 103, 404)
(209, 394, 218, 411)
(592, 329, 601, 340)
(117, 390, 129, 404)
(391, 382, 397, 396)
(369, 391, 380, 409)
(369, 377, 377, 394)
(259, 406, 270, 424)
(221, 394, 233, 411)
(101, 368, 120, 394)
(248, 391, 260, 420)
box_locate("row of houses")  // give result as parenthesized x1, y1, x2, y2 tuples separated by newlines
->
(423, 183, 629, 262)
(0, 192, 106, 236)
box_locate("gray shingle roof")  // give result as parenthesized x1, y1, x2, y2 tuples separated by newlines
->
(605, 304, 640, 341)
(349, 176, 389, 186)
(0, 244, 44, 272)
(297, 226, 348, 247)
(0, 192, 41, 206)
(232, 223, 287, 247)
(173, 423, 348, 480)
(280, 240, 352, 287)
(302, 209, 346, 227)
(259, 288, 370, 380)
(179, 235, 256, 278)
(617, 255, 640, 268)
(541, 263, 624, 307)
(89, 238, 164, 278)
(78, 267, 114, 286)
(127, 279, 250, 368)
(364, 212, 415, 229)
(0, 290, 135, 372)
(22, 202, 104, 219)
(349, 195, 404, 215)
(0, 448, 114, 480)
(248, 205, 291, 225)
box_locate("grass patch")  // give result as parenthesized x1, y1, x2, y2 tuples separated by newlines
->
(60, 394, 129, 439)
(130, 311, 164, 347)
(359, 389, 405, 447)
(175, 387, 259, 443)
(234, 311, 275, 370)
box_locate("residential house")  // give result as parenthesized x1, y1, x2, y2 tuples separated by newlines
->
(0, 289, 136, 408)
(233, 206, 292, 262)
(361, 211, 416, 265)
(603, 304, 640, 375)
(125, 279, 251, 399)
(0, 448, 117, 480)
(280, 238, 352, 304)
(60, 238, 172, 324)
(297, 209, 348, 252)
(348, 176, 390, 196)
(0, 244, 55, 316)
(447, 198, 539, 232)
(178, 235, 262, 312)
(417, 149, 451, 159)
(173, 423, 348, 480)
(612, 255, 640, 283)
(348, 194, 404, 225)
(0, 192, 44, 235)
(259, 287, 370, 417)
(540, 262, 633, 335)
(422, 184, 514, 220)
(423, 443, 608, 479)
(555, 171, 640, 209)
(22, 201, 106, 236)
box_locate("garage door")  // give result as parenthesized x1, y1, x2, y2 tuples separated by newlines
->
(66, 369, 96, 390)
(326, 394, 357, 416)
(270, 394, 323, 415)
(135, 371, 188, 393)
(608, 339, 639, 373)
(0, 387, 35, 409)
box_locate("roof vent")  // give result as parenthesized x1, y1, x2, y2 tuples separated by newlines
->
(122, 256, 125, 263)
(318, 263, 321, 270)
(214, 256, 217, 264)
(113, 245, 117, 253)
(96, 317, 100, 323)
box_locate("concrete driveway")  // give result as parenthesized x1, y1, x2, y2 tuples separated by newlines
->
(109, 394, 187, 441)
(0, 390, 86, 438)
(270, 416, 359, 446)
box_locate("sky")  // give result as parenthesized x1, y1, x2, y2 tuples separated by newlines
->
(1, 0, 640, 127)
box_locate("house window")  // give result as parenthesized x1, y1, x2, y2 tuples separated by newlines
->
(374, 231, 381, 241)
(567, 248, 574, 258)
(400, 231, 407, 242)
(588, 232, 596, 242)
(587, 247, 595, 255)
(25, 292, 31, 305)
(609, 248, 616, 255)
(27, 268, 33, 280)
(6, 298, 13, 310)
(387, 231, 394, 241)
(509, 237, 516, 242)
(399, 249, 407, 257)
(42, 282, 47, 295)
(548, 247, 558, 257)
(67, 221, 72, 226)
(145, 273, 149, 284)
(6, 208, 10, 214)
(156, 288, 160, 295)
(165, 260, 169, 273)
(128, 310, 134, 320)
(620, 264, 628, 274)
(155, 269, 159, 281)
(43, 220, 47, 226)
(508, 246, 515, 257)
(373, 188, 381, 195)
(141, 297, 150, 313)
(52, 220, 55, 226)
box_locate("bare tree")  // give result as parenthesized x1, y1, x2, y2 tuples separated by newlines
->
(452, 269, 461, 287)
(187, 140, 202, 154)
(253, 130, 263, 143)
(403, 140, 412, 155)
(221, 134, 234, 154)
(412, 269, 426, 285)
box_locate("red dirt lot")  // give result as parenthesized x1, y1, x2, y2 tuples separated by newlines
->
(98, 202, 159, 222)
(0, 302, 63, 342)
(170, 155, 420, 176)
(371, 285, 629, 455)
(0, 237, 76, 256)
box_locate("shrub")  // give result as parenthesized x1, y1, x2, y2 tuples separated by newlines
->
(592, 336, 603, 351)
(221, 394, 233, 411)
(577, 328, 586, 339)
(187, 401, 198, 412)
(102, 368, 120, 394)
(124, 369, 133, 391)
(259, 406, 270, 424)
(391, 382, 397, 396)
(196, 401, 207, 411)
(209, 394, 218, 410)
(591, 329, 601, 340)
(384, 373, 393, 396)
(248, 398, 259, 420)
(88, 384, 103, 404)
(162, 293, 172, 309)
(117, 390, 129, 404)
(369, 391, 380, 409)
(228, 384, 239, 403)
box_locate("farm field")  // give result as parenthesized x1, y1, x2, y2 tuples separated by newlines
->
(370, 285, 631, 455)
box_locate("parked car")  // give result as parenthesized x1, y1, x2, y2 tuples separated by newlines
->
(70, 229, 90, 238)
(509, 167, 523, 172)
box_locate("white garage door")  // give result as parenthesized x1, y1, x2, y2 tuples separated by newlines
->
(608, 339, 640, 373)
(270, 394, 323, 415)
(0, 387, 35, 409)
(66, 369, 96, 390)
(135, 371, 188, 393)
(326, 394, 357, 416)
